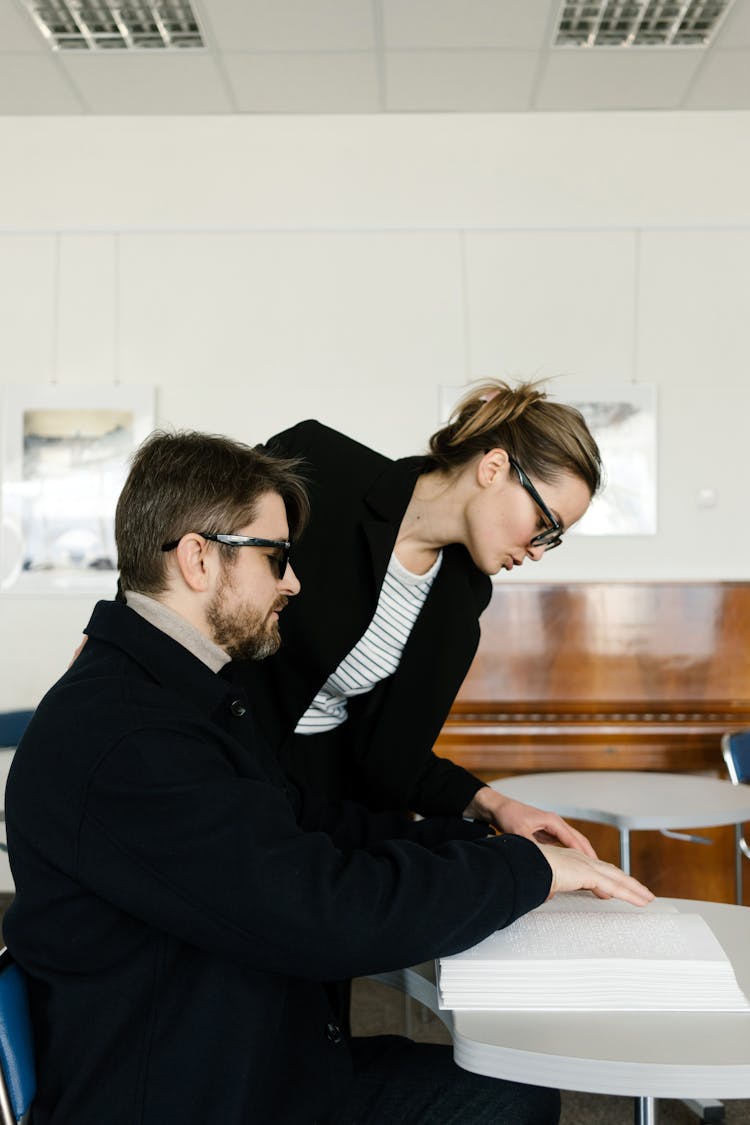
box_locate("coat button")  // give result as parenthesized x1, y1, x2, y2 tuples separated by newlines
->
(325, 1021, 343, 1045)
(230, 700, 246, 717)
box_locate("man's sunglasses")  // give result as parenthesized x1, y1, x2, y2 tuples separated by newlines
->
(161, 533, 291, 578)
(507, 459, 563, 550)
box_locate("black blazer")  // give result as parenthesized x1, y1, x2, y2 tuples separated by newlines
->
(248, 420, 493, 816)
(4, 601, 550, 1125)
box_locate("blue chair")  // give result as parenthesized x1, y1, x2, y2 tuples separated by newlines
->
(0, 715, 33, 753)
(0, 949, 35, 1124)
(0, 713, 34, 872)
(721, 730, 750, 904)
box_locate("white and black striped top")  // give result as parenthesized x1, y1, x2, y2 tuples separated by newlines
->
(295, 549, 443, 735)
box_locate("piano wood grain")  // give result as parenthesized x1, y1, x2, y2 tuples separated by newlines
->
(434, 582, 750, 904)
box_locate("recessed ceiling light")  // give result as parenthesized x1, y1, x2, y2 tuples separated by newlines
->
(554, 0, 738, 47)
(21, 0, 204, 50)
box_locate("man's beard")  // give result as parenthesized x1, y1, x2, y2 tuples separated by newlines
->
(206, 570, 283, 662)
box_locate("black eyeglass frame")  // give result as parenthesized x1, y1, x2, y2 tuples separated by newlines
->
(161, 532, 291, 577)
(507, 458, 563, 550)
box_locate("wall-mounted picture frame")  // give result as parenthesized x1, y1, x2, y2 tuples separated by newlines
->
(439, 381, 657, 537)
(1, 385, 154, 596)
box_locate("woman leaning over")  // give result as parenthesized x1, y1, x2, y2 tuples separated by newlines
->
(247, 379, 600, 854)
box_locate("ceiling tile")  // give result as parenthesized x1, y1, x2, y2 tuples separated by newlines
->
(382, 0, 554, 49)
(0, 0, 747, 116)
(713, 0, 750, 48)
(0, 0, 45, 50)
(221, 50, 379, 112)
(198, 0, 375, 51)
(684, 48, 750, 108)
(385, 49, 538, 111)
(535, 48, 704, 110)
(60, 53, 233, 113)
(0, 53, 83, 112)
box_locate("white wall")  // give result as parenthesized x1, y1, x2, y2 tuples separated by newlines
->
(1, 111, 749, 708)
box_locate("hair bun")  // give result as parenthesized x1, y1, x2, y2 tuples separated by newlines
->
(426, 377, 601, 496)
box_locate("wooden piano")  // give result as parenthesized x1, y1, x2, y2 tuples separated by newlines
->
(434, 581, 750, 904)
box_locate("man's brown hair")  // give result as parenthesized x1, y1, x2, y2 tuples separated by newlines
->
(116, 429, 309, 594)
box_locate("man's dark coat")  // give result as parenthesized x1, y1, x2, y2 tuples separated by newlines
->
(5, 600, 550, 1124)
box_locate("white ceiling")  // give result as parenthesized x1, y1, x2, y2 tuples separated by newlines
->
(1, 0, 750, 115)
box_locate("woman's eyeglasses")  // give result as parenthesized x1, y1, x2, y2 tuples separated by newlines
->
(161, 533, 291, 578)
(508, 459, 563, 550)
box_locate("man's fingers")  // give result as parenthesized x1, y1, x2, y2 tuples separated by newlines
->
(586, 866, 653, 906)
(538, 844, 655, 907)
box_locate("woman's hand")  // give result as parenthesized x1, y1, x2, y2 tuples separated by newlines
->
(68, 635, 88, 668)
(463, 786, 598, 858)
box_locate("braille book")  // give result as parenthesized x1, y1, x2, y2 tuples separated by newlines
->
(438, 894, 750, 1012)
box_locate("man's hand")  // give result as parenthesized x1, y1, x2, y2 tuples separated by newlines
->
(537, 843, 654, 907)
(463, 786, 597, 858)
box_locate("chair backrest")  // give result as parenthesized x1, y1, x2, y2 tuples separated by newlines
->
(0, 949, 36, 1125)
(0, 711, 33, 884)
(722, 730, 750, 787)
(0, 715, 33, 753)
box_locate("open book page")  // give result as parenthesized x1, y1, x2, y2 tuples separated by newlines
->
(443, 911, 725, 965)
(438, 899, 750, 1012)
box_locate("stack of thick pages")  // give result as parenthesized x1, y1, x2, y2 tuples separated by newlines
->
(437, 894, 750, 1012)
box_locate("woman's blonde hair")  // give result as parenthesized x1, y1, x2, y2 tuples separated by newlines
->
(427, 379, 602, 495)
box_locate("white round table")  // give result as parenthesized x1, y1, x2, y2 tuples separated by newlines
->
(490, 770, 750, 900)
(374, 898, 750, 1125)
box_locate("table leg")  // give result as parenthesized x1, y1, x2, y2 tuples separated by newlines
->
(621, 831, 728, 1124)
(620, 828, 631, 874)
(634, 1095, 658, 1124)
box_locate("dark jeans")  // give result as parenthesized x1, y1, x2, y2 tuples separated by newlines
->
(327, 1035, 560, 1125)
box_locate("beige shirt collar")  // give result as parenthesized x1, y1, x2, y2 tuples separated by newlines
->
(124, 590, 231, 674)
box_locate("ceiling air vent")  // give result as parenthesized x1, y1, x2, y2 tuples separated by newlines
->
(554, 0, 737, 47)
(21, 0, 204, 50)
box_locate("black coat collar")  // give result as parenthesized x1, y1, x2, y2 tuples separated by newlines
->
(359, 454, 487, 612)
(361, 455, 427, 591)
(83, 599, 234, 719)
(363, 455, 427, 524)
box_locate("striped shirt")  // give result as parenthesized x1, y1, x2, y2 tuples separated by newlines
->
(295, 549, 443, 735)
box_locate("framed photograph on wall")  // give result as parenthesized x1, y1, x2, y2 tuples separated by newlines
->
(439, 382, 657, 536)
(1, 385, 154, 596)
